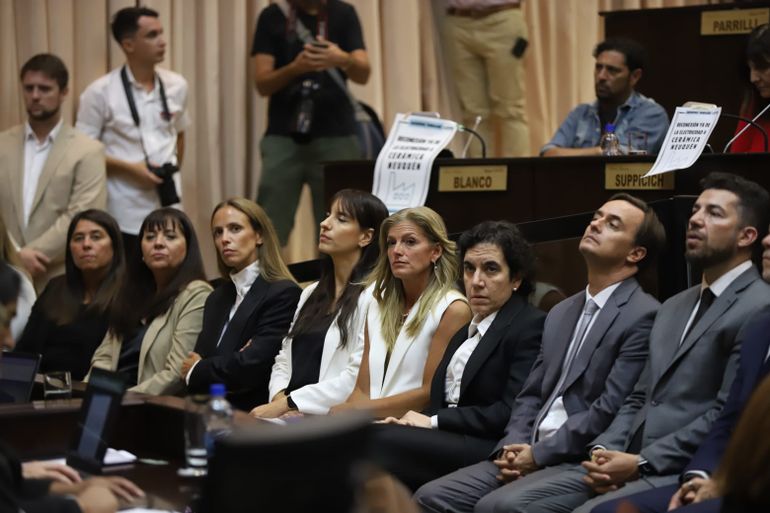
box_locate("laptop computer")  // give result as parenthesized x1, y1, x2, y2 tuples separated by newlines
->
(0, 351, 41, 403)
(66, 368, 128, 474)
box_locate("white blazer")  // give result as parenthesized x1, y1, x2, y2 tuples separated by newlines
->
(368, 288, 466, 399)
(269, 282, 373, 414)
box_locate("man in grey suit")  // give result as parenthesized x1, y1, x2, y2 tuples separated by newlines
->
(0, 54, 106, 289)
(470, 172, 770, 513)
(415, 193, 665, 513)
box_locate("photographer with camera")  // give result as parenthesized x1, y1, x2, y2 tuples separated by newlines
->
(252, 0, 371, 246)
(77, 6, 189, 254)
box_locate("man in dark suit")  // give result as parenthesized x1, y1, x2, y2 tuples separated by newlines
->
(415, 193, 665, 512)
(474, 172, 770, 513)
(590, 234, 770, 513)
(369, 221, 545, 490)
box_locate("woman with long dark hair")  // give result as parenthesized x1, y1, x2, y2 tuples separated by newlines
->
(89, 208, 211, 395)
(16, 210, 124, 379)
(181, 198, 300, 410)
(250, 189, 389, 418)
(731, 24, 770, 153)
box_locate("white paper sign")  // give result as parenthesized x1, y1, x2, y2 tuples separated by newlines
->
(644, 106, 721, 177)
(372, 114, 458, 212)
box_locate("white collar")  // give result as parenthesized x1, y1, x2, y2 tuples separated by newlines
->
(24, 118, 63, 145)
(468, 309, 498, 339)
(230, 260, 260, 298)
(123, 64, 159, 92)
(584, 280, 623, 310)
(703, 260, 753, 298)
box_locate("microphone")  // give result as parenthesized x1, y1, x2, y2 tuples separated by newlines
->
(722, 103, 770, 153)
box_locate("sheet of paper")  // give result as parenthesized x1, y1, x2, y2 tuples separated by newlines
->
(372, 114, 458, 212)
(644, 106, 721, 177)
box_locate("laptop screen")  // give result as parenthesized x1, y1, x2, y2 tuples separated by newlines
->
(0, 351, 41, 403)
(66, 368, 127, 473)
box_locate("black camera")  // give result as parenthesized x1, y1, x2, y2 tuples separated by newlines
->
(291, 79, 320, 143)
(148, 162, 180, 206)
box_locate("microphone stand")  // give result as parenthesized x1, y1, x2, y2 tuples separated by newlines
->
(722, 103, 770, 152)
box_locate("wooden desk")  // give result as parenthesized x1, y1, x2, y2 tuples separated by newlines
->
(324, 153, 770, 232)
(0, 394, 255, 511)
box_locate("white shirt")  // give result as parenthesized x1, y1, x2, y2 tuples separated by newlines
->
(444, 311, 498, 405)
(679, 260, 753, 345)
(76, 65, 190, 234)
(537, 281, 621, 441)
(22, 119, 62, 228)
(185, 260, 260, 384)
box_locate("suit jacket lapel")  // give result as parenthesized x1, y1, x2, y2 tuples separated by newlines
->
(29, 125, 71, 218)
(7, 126, 25, 237)
(661, 268, 758, 381)
(381, 307, 420, 392)
(542, 294, 584, 394)
(218, 276, 269, 354)
(198, 285, 235, 356)
(429, 326, 468, 411)
(138, 308, 173, 373)
(460, 295, 526, 397)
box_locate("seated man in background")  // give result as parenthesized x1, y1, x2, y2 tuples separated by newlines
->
(540, 38, 669, 156)
(415, 193, 664, 512)
(0, 261, 143, 513)
(473, 173, 770, 513)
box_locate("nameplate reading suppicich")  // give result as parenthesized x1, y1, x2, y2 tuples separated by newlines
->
(438, 165, 508, 192)
(605, 163, 674, 191)
(701, 8, 769, 36)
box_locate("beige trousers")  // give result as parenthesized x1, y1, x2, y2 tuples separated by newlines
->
(443, 8, 529, 157)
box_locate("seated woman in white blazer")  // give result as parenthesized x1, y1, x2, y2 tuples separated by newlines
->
(89, 208, 211, 395)
(333, 206, 472, 419)
(250, 189, 389, 417)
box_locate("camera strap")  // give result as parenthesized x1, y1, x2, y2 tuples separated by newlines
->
(276, 1, 366, 122)
(120, 65, 176, 164)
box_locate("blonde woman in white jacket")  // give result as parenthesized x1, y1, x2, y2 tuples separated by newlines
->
(250, 190, 389, 418)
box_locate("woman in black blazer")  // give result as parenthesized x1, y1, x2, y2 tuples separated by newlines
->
(16, 210, 124, 380)
(181, 198, 300, 410)
(370, 221, 546, 490)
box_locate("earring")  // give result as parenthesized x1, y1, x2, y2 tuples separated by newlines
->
(433, 261, 438, 274)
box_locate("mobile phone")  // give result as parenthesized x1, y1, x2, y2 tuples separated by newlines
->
(311, 41, 329, 49)
(512, 37, 528, 58)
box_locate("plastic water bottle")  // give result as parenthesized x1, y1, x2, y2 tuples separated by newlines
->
(203, 383, 233, 457)
(600, 123, 621, 156)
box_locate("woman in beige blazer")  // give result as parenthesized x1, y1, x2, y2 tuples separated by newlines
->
(89, 208, 211, 395)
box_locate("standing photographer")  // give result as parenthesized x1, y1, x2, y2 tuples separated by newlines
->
(252, 0, 370, 246)
(77, 6, 189, 253)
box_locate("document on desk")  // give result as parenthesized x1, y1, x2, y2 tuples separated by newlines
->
(644, 105, 721, 177)
(372, 113, 458, 213)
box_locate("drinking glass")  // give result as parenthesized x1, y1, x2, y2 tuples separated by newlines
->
(43, 371, 72, 400)
(627, 131, 648, 155)
(180, 394, 208, 477)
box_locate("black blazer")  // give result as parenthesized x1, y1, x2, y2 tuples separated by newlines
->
(426, 293, 545, 440)
(187, 276, 301, 410)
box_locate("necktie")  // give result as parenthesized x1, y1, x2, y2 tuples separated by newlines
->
(531, 299, 599, 444)
(682, 288, 715, 343)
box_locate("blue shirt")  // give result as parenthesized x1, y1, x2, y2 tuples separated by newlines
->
(540, 91, 669, 155)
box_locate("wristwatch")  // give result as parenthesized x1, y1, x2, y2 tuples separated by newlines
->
(638, 457, 655, 477)
(286, 393, 298, 410)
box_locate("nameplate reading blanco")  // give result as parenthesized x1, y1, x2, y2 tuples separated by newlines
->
(438, 166, 507, 192)
(605, 163, 674, 191)
(701, 8, 769, 35)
